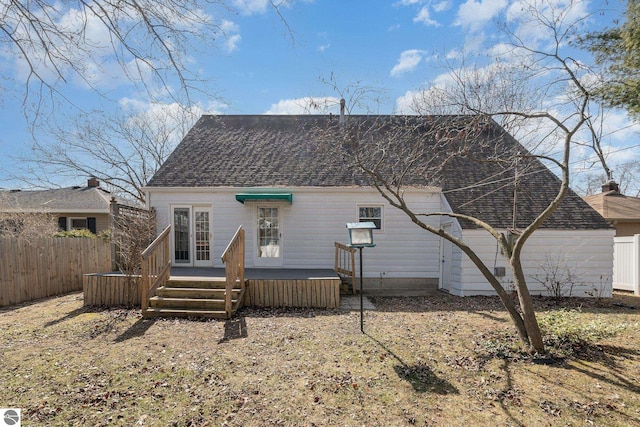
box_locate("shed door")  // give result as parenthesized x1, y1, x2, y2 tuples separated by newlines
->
(440, 224, 452, 292)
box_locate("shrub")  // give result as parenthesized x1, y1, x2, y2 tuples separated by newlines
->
(53, 229, 97, 238)
(539, 309, 630, 356)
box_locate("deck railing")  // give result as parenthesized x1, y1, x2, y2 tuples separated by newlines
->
(141, 225, 171, 313)
(221, 226, 245, 318)
(334, 242, 357, 294)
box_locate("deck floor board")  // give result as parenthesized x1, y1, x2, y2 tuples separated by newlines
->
(170, 267, 339, 281)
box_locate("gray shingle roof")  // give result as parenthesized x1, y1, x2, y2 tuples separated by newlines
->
(147, 115, 611, 230)
(147, 115, 370, 187)
(0, 185, 113, 212)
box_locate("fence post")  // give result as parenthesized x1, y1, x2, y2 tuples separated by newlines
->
(635, 234, 640, 296)
(110, 197, 118, 271)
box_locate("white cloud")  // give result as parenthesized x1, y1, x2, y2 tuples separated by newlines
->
(120, 98, 226, 116)
(7, 1, 214, 93)
(316, 32, 331, 52)
(233, 0, 270, 15)
(505, 0, 590, 49)
(413, 6, 439, 26)
(221, 20, 241, 52)
(395, 89, 421, 114)
(601, 112, 640, 145)
(114, 100, 225, 151)
(233, 0, 299, 15)
(390, 49, 426, 77)
(454, 0, 508, 32)
(433, 1, 452, 12)
(445, 48, 460, 60)
(226, 34, 242, 52)
(264, 97, 341, 114)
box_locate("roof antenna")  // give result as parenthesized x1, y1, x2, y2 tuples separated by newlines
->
(339, 98, 346, 125)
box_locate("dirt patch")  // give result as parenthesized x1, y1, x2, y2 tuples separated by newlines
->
(1, 292, 639, 426)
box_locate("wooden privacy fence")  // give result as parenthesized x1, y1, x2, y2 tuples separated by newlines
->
(83, 273, 142, 307)
(0, 237, 112, 307)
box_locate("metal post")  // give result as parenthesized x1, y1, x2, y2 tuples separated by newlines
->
(359, 247, 364, 333)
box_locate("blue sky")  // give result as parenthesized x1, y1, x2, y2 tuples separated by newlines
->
(0, 0, 637, 191)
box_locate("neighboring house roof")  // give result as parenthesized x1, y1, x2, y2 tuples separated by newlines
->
(147, 115, 610, 231)
(584, 190, 640, 222)
(0, 179, 117, 214)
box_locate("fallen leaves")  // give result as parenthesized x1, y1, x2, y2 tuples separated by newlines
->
(0, 292, 638, 426)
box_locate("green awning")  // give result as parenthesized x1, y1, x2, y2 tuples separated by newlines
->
(235, 193, 293, 204)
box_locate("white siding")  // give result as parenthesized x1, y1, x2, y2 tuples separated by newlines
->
(454, 229, 614, 297)
(147, 187, 444, 280)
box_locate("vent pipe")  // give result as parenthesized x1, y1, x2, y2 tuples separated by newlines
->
(339, 98, 346, 125)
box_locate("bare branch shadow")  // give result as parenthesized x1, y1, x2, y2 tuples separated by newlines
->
(367, 333, 458, 395)
(44, 306, 102, 328)
(114, 318, 157, 343)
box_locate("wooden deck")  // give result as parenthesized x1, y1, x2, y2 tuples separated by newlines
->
(170, 267, 342, 310)
(136, 226, 343, 318)
(170, 267, 339, 281)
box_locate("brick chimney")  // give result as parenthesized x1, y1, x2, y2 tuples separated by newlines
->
(88, 177, 100, 188)
(602, 180, 619, 193)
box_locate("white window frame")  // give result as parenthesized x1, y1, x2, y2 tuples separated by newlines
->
(357, 205, 384, 231)
(254, 203, 284, 267)
(68, 217, 88, 230)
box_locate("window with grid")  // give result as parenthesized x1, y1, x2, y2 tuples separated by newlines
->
(358, 206, 383, 230)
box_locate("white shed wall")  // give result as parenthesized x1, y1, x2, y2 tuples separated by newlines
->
(147, 187, 444, 282)
(454, 229, 614, 297)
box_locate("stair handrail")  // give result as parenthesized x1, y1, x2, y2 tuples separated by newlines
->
(141, 225, 171, 313)
(221, 226, 245, 319)
(334, 242, 357, 294)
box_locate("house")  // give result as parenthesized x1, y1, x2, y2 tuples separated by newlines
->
(584, 182, 640, 295)
(584, 181, 640, 237)
(1, 178, 120, 234)
(144, 115, 614, 298)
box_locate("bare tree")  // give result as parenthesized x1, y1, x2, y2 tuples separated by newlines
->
(110, 202, 156, 275)
(0, 192, 58, 238)
(3, 1, 291, 194)
(18, 103, 200, 203)
(0, 1, 293, 115)
(322, 1, 611, 354)
(580, 159, 640, 196)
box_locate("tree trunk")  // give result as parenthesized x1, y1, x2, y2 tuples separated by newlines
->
(439, 230, 531, 347)
(511, 256, 545, 353)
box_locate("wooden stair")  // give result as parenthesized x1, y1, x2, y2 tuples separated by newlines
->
(339, 276, 356, 295)
(144, 278, 245, 319)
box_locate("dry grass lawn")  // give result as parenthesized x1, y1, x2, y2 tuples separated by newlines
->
(1, 291, 639, 426)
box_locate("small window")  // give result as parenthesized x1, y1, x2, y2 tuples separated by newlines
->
(358, 206, 383, 230)
(69, 217, 88, 230)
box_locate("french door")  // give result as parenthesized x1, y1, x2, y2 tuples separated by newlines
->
(172, 205, 213, 267)
(255, 206, 283, 267)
